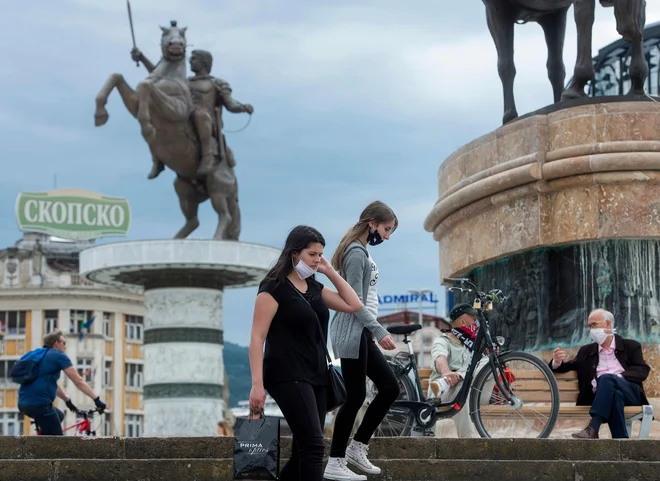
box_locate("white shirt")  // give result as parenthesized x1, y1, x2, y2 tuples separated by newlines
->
(365, 251, 379, 319)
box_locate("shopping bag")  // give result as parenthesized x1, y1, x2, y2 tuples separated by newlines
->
(233, 415, 280, 480)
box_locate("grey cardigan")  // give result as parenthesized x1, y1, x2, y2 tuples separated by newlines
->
(330, 242, 389, 359)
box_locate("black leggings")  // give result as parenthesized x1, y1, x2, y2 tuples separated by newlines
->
(330, 329, 400, 458)
(267, 381, 327, 481)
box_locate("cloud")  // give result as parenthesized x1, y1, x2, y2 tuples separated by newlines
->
(0, 109, 84, 143)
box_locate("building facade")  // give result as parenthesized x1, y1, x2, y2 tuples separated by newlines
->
(0, 233, 146, 436)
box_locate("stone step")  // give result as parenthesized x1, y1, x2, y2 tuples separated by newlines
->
(2, 436, 660, 462)
(1, 459, 660, 481)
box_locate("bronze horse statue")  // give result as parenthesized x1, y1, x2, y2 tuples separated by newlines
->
(483, 0, 648, 124)
(94, 22, 240, 240)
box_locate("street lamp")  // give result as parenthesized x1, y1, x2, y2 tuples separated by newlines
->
(408, 288, 432, 368)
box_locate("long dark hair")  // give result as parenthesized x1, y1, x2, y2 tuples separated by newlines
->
(331, 201, 398, 272)
(262, 225, 326, 286)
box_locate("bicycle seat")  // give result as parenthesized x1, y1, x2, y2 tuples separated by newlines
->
(387, 324, 422, 335)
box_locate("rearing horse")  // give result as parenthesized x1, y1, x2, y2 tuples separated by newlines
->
(483, 0, 648, 125)
(94, 21, 240, 240)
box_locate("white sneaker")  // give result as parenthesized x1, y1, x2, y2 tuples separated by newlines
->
(323, 457, 367, 481)
(430, 377, 450, 398)
(346, 440, 381, 475)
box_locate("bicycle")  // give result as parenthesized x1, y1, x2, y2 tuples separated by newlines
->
(367, 277, 560, 438)
(32, 407, 106, 436)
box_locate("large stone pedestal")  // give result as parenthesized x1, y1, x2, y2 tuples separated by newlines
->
(424, 100, 660, 403)
(80, 240, 279, 436)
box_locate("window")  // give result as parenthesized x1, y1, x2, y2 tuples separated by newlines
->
(76, 359, 93, 383)
(125, 414, 143, 438)
(103, 312, 113, 338)
(0, 412, 24, 435)
(125, 315, 143, 341)
(125, 363, 143, 388)
(44, 310, 58, 334)
(0, 311, 27, 335)
(104, 361, 112, 387)
(0, 360, 17, 385)
(104, 412, 113, 436)
(69, 310, 94, 334)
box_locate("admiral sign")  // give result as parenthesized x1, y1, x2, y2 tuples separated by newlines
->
(378, 292, 439, 305)
(15, 189, 131, 240)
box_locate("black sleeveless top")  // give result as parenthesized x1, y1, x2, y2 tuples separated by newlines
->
(259, 277, 330, 388)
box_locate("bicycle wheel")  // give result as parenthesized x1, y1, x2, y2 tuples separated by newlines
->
(366, 358, 417, 437)
(469, 351, 560, 438)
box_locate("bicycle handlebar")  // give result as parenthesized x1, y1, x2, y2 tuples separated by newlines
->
(443, 277, 507, 305)
(76, 407, 107, 417)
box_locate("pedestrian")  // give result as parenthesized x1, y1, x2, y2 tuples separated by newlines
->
(324, 201, 399, 481)
(248, 225, 363, 481)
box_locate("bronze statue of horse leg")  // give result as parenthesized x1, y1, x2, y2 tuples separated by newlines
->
(484, 0, 518, 124)
(173, 176, 202, 239)
(613, 0, 648, 94)
(137, 81, 157, 143)
(205, 171, 234, 240)
(95, 73, 138, 127)
(537, 8, 569, 103)
(562, 0, 596, 100)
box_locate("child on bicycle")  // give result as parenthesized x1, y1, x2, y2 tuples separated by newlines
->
(429, 303, 491, 438)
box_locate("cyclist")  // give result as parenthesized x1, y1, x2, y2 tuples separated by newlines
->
(17, 330, 107, 435)
(429, 303, 491, 438)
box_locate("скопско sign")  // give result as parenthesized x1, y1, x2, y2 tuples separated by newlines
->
(15, 189, 131, 240)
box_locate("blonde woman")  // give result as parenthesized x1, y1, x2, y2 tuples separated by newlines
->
(324, 201, 399, 481)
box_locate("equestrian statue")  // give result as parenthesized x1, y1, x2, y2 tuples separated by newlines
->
(94, 18, 253, 240)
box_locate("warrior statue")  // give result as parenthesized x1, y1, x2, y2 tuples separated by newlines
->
(94, 20, 252, 240)
(130, 47, 253, 179)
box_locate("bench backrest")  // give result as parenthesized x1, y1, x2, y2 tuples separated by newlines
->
(418, 367, 581, 402)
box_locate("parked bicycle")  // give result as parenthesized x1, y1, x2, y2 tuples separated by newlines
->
(32, 407, 107, 436)
(366, 277, 560, 438)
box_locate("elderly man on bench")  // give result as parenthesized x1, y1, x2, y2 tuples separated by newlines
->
(550, 308, 650, 439)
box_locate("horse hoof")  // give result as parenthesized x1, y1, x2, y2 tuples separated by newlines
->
(502, 111, 518, 125)
(94, 110, 109, 127)
(560, 89, 584, 102)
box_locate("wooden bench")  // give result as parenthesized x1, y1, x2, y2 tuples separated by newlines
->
(419, 367, 654, 438)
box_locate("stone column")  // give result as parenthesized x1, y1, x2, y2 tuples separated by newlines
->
(143, 288, 225, 436)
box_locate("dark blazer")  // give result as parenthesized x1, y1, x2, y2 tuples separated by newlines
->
(549, 335, 650, 406)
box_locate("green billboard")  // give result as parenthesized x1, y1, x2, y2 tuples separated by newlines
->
(15, 189, 131, 240)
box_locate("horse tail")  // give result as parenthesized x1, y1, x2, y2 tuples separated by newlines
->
(226, 184, 241, 240)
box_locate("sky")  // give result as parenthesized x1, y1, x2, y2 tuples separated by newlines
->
(2, 0, 659, 346)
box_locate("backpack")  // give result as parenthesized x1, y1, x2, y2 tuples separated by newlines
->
(11, 348, 49, 385)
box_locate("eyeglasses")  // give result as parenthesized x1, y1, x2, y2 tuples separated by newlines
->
(58, 339, 66, 346)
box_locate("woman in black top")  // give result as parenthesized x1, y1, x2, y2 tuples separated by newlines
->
(249, 225, 363, 481)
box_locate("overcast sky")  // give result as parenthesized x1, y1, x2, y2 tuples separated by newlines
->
(2, 1, 659, 345)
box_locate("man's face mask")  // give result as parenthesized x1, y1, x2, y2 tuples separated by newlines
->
(590, 327, 615, 345)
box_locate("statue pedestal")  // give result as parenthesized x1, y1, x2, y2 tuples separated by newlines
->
(80, 240, 279, 436)
(424, 100, 660, 400)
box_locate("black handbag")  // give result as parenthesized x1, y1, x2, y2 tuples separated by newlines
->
(290, 281, 347, 412)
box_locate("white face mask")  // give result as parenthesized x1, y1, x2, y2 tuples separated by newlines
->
(293, 258, 316, 280)
(590, 328, 615, 345)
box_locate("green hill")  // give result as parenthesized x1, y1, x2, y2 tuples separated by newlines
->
(223, 341, 251, 407)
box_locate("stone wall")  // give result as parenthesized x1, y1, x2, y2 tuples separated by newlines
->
(424, 101, 660, 280)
